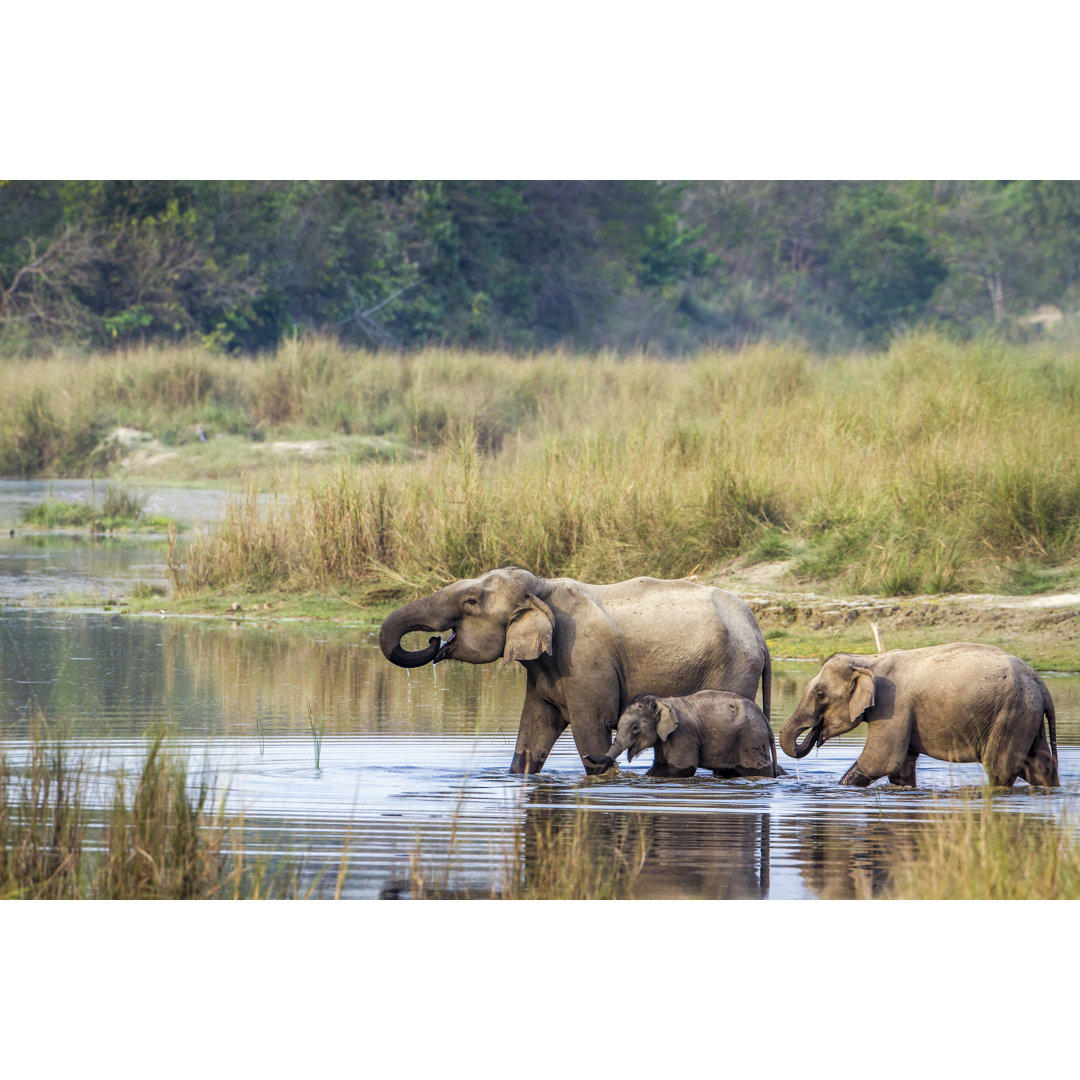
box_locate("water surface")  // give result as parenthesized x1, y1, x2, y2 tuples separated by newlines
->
(2, 479, 1077, 899)
(2, 606, 1077, 899)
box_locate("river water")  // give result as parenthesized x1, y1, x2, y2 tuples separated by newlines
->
(1, 486, 1078, 899)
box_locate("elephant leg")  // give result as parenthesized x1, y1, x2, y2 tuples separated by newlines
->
(509, 694, 566, 775)
(649, 762, 696, 778)
(888, 752, 918, 787)
(984, 746, 1023, 786)
(839, 762, 878, 787)
(1020, 732, 1059, 787)
(571, 715, 621, 777)
(842, 731, 906, 787)
(563, 685, 621, 775)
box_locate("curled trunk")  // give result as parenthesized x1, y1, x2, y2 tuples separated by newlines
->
(379, 594, 455, 668)
(779, 714, 823, 760)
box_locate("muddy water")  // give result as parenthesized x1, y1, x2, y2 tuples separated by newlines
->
(2, 606, 1078, 899)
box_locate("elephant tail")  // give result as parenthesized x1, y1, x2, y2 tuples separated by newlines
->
(1043, 682, 1058, 769)
(769, 727, 781, 778)
(761, 648, 772, 721)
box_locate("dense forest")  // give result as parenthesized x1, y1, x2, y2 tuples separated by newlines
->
(1, 180, 1078, 354)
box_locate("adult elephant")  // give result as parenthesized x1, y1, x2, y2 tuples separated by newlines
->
(379, 566, 771, 775)
(778, 643, 1059, 787)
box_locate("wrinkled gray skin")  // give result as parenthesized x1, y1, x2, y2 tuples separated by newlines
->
(778, 643, 1059, 788)
(379, 566, 771, 775)
(584, 691, 783, 778)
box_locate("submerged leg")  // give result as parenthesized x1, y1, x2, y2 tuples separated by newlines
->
(648, 763, 696, 777)
(888, 752, 918, 787)
(570, 714, 621, 777)
(1019, 734, 1059, 787)
(509, 694, 566, 775)
(839, 762, 877, 787)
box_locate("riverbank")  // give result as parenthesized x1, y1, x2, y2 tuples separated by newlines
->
(119, 572, 1080, 672)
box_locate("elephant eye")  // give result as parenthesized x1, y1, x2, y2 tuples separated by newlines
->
(463, 597, 480, 608)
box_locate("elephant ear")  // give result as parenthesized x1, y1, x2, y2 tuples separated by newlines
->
(503, 595, 555, 661)
(656, 701, 679, 742)
(849, 667, 876, 723)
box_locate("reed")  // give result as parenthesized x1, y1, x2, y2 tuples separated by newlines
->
(175, 335, 1080, 600)
(499, 804, 649, 900)
(888, 793, 1080, 900)
(0, 732, 308, 899)
(404, 786, 649, 900)
(5, 333, 1080, 597)
(307, 701, 324, 770)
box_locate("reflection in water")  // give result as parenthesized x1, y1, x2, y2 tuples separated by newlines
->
(1, 609, 1079, 899)
(783, 810, 908, 900)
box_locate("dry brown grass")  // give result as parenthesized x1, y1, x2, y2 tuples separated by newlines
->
(888, 793, 1080, 900)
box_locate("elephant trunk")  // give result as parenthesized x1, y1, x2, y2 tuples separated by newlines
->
(779, 713, 823, 760)
(379, 592, 456, 668)
(584, 734, 627, 770)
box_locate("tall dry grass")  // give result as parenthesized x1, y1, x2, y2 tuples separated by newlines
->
(4, 333, 1080, 595)
(165, 334, 1080, 599)
(888, 794, 1080, 900)
(0, 733, 308, 899)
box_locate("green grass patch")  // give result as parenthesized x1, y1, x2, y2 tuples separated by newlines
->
(21, 487, 174, 533)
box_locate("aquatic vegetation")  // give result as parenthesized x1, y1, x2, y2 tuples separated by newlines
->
(0, 733, 308, 899)
(307, 701, 324, 770)
(404, 797, 650, 900)
(21, 486, 173, 532)
(887, 792, 1080, 900)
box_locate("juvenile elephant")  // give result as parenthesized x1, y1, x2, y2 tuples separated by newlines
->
(778, 643, 1058, 788)
(584, 691, 782, 778)
(379, 566, 771, 775)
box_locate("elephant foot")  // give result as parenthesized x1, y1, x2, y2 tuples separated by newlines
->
(583, 757, 618, 776)
(509, 749, 547, 774)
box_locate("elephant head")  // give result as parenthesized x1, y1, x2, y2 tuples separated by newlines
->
(584, 695, 678, 769)
(779, 655, 875, 759)
(379, 567, 555, 669)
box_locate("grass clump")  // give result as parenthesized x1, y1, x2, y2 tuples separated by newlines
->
(168, 333, 1080, 601)
(21, 486, 172, 532)
(6, 333, 1080, 598)
(503, 806, 648, 899)
(0, 733, 308, 899)
(406, 800, 649, 900)
(888, 794, 1080, 900)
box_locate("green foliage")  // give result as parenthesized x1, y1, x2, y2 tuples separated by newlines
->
(0, 732, 309, 899)
(7, 180, 1075, 354)
(21, 487, 170, 531)
(824, 185, 947, 337)
(889, 793, 1080, 900)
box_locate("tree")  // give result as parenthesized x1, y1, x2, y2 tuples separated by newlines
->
(822, 184, 947, 338)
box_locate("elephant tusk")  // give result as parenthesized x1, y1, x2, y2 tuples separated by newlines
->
(433, 630, 457, 664)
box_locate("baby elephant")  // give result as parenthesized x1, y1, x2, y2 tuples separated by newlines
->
(585, 691, 782, 778)
(778, 642, 1059, 788)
